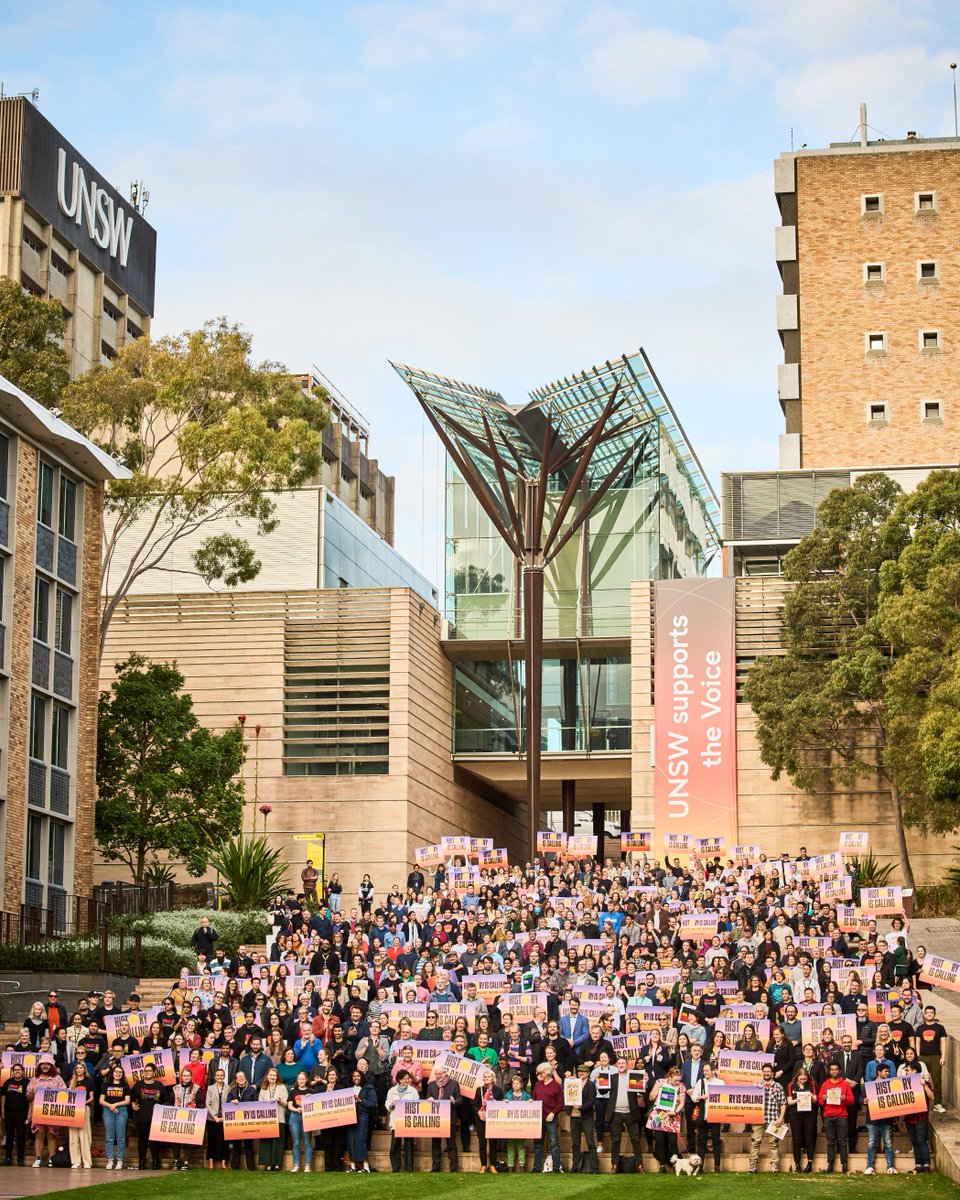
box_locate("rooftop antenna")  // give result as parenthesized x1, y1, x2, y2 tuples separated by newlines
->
(951, 63, 958, 138)
(129, 180, 150, 215)
(0, 85, 39, 105)
(859, 102, 868, 148)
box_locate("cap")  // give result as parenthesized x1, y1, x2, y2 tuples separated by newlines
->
(577, 1062, 591, 1074)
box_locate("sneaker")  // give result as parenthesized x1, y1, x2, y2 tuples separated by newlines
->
(106, 1161, 115, 1171)
(304, 1164, 311, 1173)
(116, 1162, 124, 1171)
(181, 1164, 189, 1171)
(887, 1168, 898, 1174)
(72, 1163, 82, 1169)
(934, 1104, 946, 1114)
(32, 1159, 42, 1168)
(864, 1168, 875, 1175)
(289, 1165, 299, 1172)
(362, 1164, 370, 1172)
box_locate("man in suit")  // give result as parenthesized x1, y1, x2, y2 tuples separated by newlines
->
(831, 1033, 865, 1152)
(524, 1008, 549, 1064)
(559, 999, 590, 1054)
(607, 1057, 645, 1173)
(426, 1067, 461, 1172)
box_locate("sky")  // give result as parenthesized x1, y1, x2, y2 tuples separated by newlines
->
(4, 0, 960, 588)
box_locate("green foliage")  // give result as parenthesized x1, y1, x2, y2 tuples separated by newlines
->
(210, 834, 288, 911)
(56, 318, 328, 655)
(108, 907, 268, 949)
(143, 859, 178, 888)
(0, 277, 70, 407)
(0, 933, 184, 977)
(96, 653, 244, 885)
(849, 851, 897, 899)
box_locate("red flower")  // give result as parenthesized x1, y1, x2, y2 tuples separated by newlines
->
(259, 804, 273, 816)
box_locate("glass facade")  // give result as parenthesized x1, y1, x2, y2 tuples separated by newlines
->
(454, 655, 630, 754)
(321, 490, 436, 603)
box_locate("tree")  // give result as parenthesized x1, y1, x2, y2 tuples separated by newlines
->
(0, 277, 70, 406)
(58, 318, 327, 656)
(96, 653, 244, 885)
(743, 473, 918, 885)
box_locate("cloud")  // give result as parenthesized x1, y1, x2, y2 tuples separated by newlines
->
(578, 15, 715, 104)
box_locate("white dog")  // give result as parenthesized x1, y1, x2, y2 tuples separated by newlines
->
(671, 1154, 703, 1176)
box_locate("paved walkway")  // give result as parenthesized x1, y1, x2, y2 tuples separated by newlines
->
(913, 919, 960, 1031)
(0, 1167, 164, 1198)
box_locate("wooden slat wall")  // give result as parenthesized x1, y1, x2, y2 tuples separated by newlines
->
(0, 99, 24, 195)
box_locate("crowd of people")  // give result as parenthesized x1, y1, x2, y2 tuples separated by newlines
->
(0, 845, 951, 1174)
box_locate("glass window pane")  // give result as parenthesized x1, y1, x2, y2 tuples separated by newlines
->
(37, 462, 54, 527)
(51, 705, 69, 768)
(58, 476, 77, 541)
(34, 576, 50, 642)
(26, 814, 42, 880)
(29, 694, 46, 760)
(55, 589, 72, 654)
(48, 822, 65, 887)
(0, 432, 8, 501)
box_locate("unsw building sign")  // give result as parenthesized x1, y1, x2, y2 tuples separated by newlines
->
(14, 102, 157, 316)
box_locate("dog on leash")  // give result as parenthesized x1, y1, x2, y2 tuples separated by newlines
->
(671, 1154, 703, 1176)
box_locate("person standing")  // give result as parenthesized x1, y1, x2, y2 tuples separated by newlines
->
(386, 1069, 419, 1173)
(863, 1063, 897, 1175)
(647, 1066, 687, 1173)
(531, 1061, 563, 1173)
(426, 1067, 461, 1172)
(101, 1064, 131, 1170)
(226, 1071, 257, 1171)
(607, 1056, 644, 1173)
(205, 1067, 229, 1170)
(358, 875, 375, 917)
(286, 1070, 313, 1173)
(326, 873, 343, 913)
(67, 1062, 95, 1169)
(130, 1061, 167, 1170)
(300, 860, 319, 906)
(785, 1066, 818, 1173)
(1, 1062, 30, 1165)
(257, 1067, 288, 1171)
(473, 1068, 503, 1172)
(917, 1005, 947, 1113)
(191, 916, 219, 961)
(817, 1061, 855, 1173)
(567, 1061, 599, 1173)
(747, 1063, 785, 1174)
(902, 1061, 935, 1173)
(169, 1069, 200, 1171)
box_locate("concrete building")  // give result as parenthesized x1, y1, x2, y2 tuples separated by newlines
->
(0, 373, 126, 918)
(0, 96, 156, 378)
(774, 123, 960, 471)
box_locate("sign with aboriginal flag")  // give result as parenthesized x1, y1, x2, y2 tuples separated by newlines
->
(149, 1105, 207, 1145)
(486, 1100, 543, 1138)
(121, 1049, 176, 1087)
(716, 1051, 774, 1083)
(301, 1088, 357, 1132)
(621, 831, 651, 852)
(223, 1101, 280, 1140)
(705, 1082, 765, 1123)
(865, 1074, 927, 1120)
(31, 1087, 86, 1128)
(393, 1098, 451, 1138)
(920, 954, 960, 993)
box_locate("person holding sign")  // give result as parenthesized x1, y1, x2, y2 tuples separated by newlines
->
(2, 1061, 31, 1166)
(473, 1068, 503, 1171)
(647, 1066, 686, 1173)
(68, 1061, 94, 1167)
(130, 1061, 168, 1171)
(607, 1056, 645, 1173)
(785, 1066, 818, 1172)
(902, 1061, 934, 1172)
(747, 1063, 785, 1174)
(863, 1063, 897, 1174)
(26, 1054, 65, 1168)
(225, 1070, 257, 1171)
(531, 1062, 563, 1173)
(385, 1069, 419, 1173)
(205, 1067, 230, 1170)
(566, 1062, 598, 1173)
(170, 1067, 201, 1170)
(101, 1064, 131, 1171)
(816, 1061, 855, 1173)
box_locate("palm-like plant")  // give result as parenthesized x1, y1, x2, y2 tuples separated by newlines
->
(849, 850, 897, 900)
(210, 834, 287, 910)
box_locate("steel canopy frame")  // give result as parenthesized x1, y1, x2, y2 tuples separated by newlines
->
(392, 350, 718, 864)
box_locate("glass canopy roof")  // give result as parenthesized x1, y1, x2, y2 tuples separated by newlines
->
(392, 348, 719, 547)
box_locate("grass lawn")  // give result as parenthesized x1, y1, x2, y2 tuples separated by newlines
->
(41, 1172, 956, 1200)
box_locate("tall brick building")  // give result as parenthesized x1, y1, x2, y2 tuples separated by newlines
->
(774, 130, 960, 471)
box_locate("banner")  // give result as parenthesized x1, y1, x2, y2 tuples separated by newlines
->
(800, 1014, 858, 1047)
(807, 851, 845, 881)
(860, 886, 904, 916)
(694, 836, 725, 856)
(610, 1032, 648, 1059)
(441, 835, 475, 859)
(836, 905, 875, 935)
(479, 848, 508, 869)
(692, 980, 738, 998)
(0, 1050, 37, 1083)
(393, 1098, 451, 1138)
(498, 993, 548, 1020)
(732, 845, 760, 864)
(678, 913, 719, 939)
(104, 1007, 161, 1043)
(222, 1101, 279, 1140)
(715, 1051, 774, 1083)
(121, 1049, 176, 1087)
(380, 1003, 428, 1029)
(149, 1105, 207, 1146)
(392, 1042, 447, 1076)
(664, 833, 693, 854)
(428, 1001, 478, 1032)
(31, 1087, 86, 1128)
(714, 1017, 771, 1042)
(448, 865, 481, 893)
(864, 1075, 927, 1120)
(462, 974, 509, 1003)
(435, 1051, 486, 1098)
(839, 831, 868, 853)
(820, 877, 853, 903)
(536, 831, 567, 853)
(627, 1006, 674, 1033)
(866, 989, 901, 1023)
(653, 580, 738, 849)
(485, 1100, 542, 1139)
(301, 1088, 357, 1132)
(705, 1082, 765, 1123)
(920, 953, 960, 993)
(565, 835, 598, 859)
(415, 844, 443, 867)
(790, 936, 833, 956)
(621, 831, 652, 852)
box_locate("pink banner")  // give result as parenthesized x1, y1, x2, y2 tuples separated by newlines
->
(653, 579, 737, 848)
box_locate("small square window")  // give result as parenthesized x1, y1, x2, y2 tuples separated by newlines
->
(920, 330, 941, 351)
(862, 194, 883, 214)
(864, 262, 884, 282)
(918, 260, 939, 280)
(866, 332, 887, 353)
(923, 400, 943, 422)
(868, 402, 888, 424)
(916, 191, 937, 212)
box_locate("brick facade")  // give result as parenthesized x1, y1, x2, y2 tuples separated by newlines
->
(794, 146, 960, 468)
(73, 485, 103, 899)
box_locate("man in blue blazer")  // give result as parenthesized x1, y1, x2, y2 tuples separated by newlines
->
(559, 998, 590, 1053)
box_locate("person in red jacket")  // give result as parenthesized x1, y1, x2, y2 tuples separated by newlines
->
(531, 1062, 564, 1172)
(817, 1062, 855, 1173)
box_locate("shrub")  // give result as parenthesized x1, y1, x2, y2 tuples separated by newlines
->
(210, 835, 288, 911)
(107, 908, 269, 950)
(850, 851, 897, 898)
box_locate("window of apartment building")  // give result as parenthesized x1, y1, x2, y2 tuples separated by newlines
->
(33, 575, 50, 643)
(55, 589, 72, 655)
(861, 194, 883, 214)
(50, 253, 72, 278)
(22, 229, 44, 255)
(863, 262, 884, 282)
(0, 431, 8, 501)
(868, 402, 888, 424)
(37, 461, 54, 527)
(58, 476, 76, 542)
(29, 694, 46, 761)
(26, 814, 42, 882)
(916, 191, 937, 212)
(923, 400, 943, 423)
(51, 705, 69, 770)
(865, 331, 887, 353)
(918, 260, 939, 281)
(48, 822, 66, 888)
(920, 330, 942, 351)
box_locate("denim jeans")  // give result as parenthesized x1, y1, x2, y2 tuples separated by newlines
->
(533, 1116, 560, 1171)
(329, 893, 341, 912)
(102, 1106, 128, 1162)
(866, 1121, 893, 1170)
(288, 1111, 312, 1166)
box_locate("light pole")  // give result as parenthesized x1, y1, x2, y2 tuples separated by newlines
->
(952, 63, 958, 138)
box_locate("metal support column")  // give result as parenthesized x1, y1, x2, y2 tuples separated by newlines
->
(562, 780, 576, 837)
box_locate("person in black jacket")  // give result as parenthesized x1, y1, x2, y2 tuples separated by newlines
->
(130, 1063, 168, 1170)
(1, 1062, 30, 1165)
(568, 1062, 599, 1173)
(472, 1069, 503, 1172)
(226, 1071, 257, 1170)
(191, 917, 218, 960)
(607, 1058, 645, 1173)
